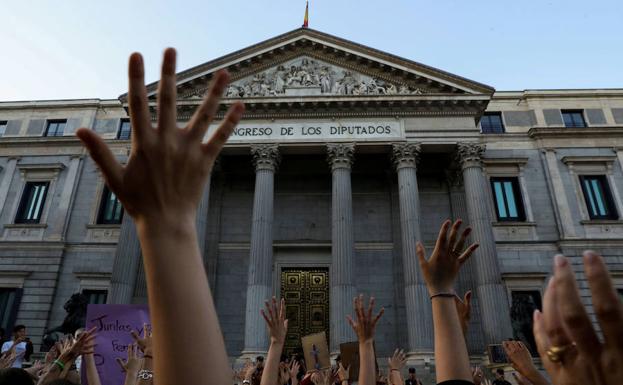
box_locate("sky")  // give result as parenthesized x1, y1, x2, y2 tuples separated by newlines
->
(1, 0, 622, 101)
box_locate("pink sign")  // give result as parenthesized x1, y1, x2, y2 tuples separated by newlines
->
(83, 304, 150, 385)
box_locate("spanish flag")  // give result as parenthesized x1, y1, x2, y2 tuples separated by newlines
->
(302, 1, 309, 28)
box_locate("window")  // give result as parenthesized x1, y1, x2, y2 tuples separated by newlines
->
(82, 289, 108, 304)
(0, 288, 22, 334)
(97, 186, 123, 224)
(117, 119, 131, 140)
(618, 289, 623, 303)
(510, 290, 542, 355)
(562, 110, 586, 128)
(15, 182, 49, 224)
(491, 177, 526, 221)
(480, 112, 505, 133)
(45, 120, 66, 137)
(0, 121, 7, 137)
(579, 175, 618, 220)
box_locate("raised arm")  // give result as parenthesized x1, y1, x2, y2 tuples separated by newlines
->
(76, 49, 244, 385)
(387, 349, 406, 385)
(346, 295, 384, 385)
(416, 219, 479, 383)
(260, 297, 288, 385)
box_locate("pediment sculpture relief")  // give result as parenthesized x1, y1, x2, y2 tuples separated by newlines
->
(222, 57, 425, 98)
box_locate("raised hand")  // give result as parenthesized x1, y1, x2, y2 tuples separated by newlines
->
(533, 252, 623, 385)
(471, 366, 483, 385)
(336, 363, 349, 383)
(387, 349, 406, 371)
(502, 340, 549, 385)
(310, 369, 333, 385)
(261, 297, 288, 345)
(454, 291, 472, 336)
(346, 295, 384, 343)
(416, 219, 478, 295)
(76, 50, 244, 225)
(290, 360, 302, 385)
(0, 349, 17, 369)
(131, 323, 153, 357)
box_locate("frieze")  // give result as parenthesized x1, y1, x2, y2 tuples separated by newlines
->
(217, 57, 425, 98)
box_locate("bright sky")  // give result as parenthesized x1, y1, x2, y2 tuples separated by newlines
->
(1, 0, 621, 101)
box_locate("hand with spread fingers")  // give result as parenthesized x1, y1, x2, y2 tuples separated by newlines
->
(260, 297, 289, 385)
(289, 360, 301, 385)
(117, 343, 143, 385)
(347, 294, 384, 385)
(454, 291, 472, 337)
(419, 220, 478, 383)
(533, 251, 623, 385)
(76, 49, 243, 385)
(130, 323, 153, 357)
(387, 349, 406, 385)
(336, 363, 349, 384)
(416, 219, 479, 295)
(502, 340, 549, 385)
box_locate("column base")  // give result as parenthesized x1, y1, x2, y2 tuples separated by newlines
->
(236, 350, 269, 365)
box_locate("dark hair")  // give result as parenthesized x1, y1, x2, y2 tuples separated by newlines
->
(496, 368, 505, 375)
(13, 325, 26, 334)
(0, 368, 35, 385)
(256, 356, 264, 362)
(408, 368, 416, 374)
(335, 354, 341, 362)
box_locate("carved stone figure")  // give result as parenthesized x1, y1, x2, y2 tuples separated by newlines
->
(220, 57, 428, 98)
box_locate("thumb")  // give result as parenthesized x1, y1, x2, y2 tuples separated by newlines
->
(416, 242, 427, 267)
(76, 128, 123, 192)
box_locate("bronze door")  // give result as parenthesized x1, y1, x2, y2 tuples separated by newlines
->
(280, 268, 330, 357)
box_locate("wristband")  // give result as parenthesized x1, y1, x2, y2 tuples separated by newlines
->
(137, 369, 154, 380)
(430, 292, 455, 300)
(390, 369, 400, 372)
(53, 359, 65, 371)
(243, 380, 251, 385)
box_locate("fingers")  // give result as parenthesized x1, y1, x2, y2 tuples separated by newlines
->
(583, 251, 623, 346)
(127, 52, 151, 146)
(367, 296, 375, 321)
(115, 357, 127, 372)
(354, 295, 364, 322)
(464, 291, 472, 317)
(432, 219, 451, 257)
(454, 226, 472, 256)
(372, 307, 385, 326)
(203, 102, 245, 158)
(346, 315, 356, 331)
(280, 298, 286, 321)
(457, 243, 479, 265)
(188, 70, 232, 141)
(76, 128, 124, 193)
(143, 323, 150, 338)
(532, 310, 549, 360)
(261, 309, 271, 326)
(448, 219, 462, 251)
(554, 254, 600, 354)
(542, 277, 572, 348)
(416, 242, 427, 267)
(157, 48, 178, 137)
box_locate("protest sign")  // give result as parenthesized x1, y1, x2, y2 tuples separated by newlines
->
(83, 304, 150, 385)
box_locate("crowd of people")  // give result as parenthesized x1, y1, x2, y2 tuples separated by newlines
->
(1, 49, 621, 385)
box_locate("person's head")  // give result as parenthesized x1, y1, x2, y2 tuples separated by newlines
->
(408, 367, 416, 379)
(495, 368, 505, 379)
(12, 325, 26, 340)
(0, 368, 35, 385)
(255, 356, 264, 368)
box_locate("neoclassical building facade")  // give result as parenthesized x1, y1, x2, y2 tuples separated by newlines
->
(1, 29, 623, 373)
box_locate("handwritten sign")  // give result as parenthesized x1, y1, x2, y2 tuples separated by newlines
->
(83, 304, 150, 385)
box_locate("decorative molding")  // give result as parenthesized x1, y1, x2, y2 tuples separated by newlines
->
(456, 142, 485, 169)
(391, 143, 421, 170)
(326, 143, 355, 171)
(561, 155, 617, 165)
(528, 126, 623, 139)
(482, 158, 529, 166)
(251, 144, 280, 172)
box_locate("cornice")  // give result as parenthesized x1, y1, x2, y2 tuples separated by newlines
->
(528, 126, 623, 139)
(561, 155, 617, 165)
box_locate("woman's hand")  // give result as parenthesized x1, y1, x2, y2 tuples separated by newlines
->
(261, 297, 288, 345)
(416, 219, 478, 295)
(346, 295, 384, 344)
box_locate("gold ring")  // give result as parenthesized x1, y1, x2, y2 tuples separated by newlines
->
(546, 343, 576, 363)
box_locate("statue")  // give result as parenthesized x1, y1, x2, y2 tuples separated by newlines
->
(41, 293, 88, 351)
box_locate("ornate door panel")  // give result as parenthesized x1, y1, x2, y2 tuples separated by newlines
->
(281, 268, 329, 357)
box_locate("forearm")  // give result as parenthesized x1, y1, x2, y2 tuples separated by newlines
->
(358, 341, 376, 385)
(388, 371, 402, 385)
(137, 216, 229, 385)
(261, 341, 283, 385)
(84, 354, 102, 385)
(138, 357, 154, 385)
(432, 298, 472, 382)
(125, 369, 140, 385)
(521, 368, 550, 385)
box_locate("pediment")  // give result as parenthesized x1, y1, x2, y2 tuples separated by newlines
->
(125, 28, 494, 104)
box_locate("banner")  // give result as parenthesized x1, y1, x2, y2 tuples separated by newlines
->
(83, 304, 150, 385)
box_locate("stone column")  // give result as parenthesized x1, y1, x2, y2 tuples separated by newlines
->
(456, 143, 513, 345)
(0, 157, 19, 218)
(108, 215, 142, 304)
(327, 143, 357, 352)
(391, 143, 433, 359)
(242, 144, 280, 356)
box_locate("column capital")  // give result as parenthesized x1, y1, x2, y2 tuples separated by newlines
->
(391, 142, 421, 170)
(251, 144, 280, 172)
(456, 142, 485, 169)
(327, 143, 355, 171)
(445, 168, 464, 189)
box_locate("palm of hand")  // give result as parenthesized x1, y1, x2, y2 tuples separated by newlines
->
(416, 219, 478, 294)
(76, 49, 244, 224)
(347, 295, 384, 343)
(261, 297, 288, 344)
